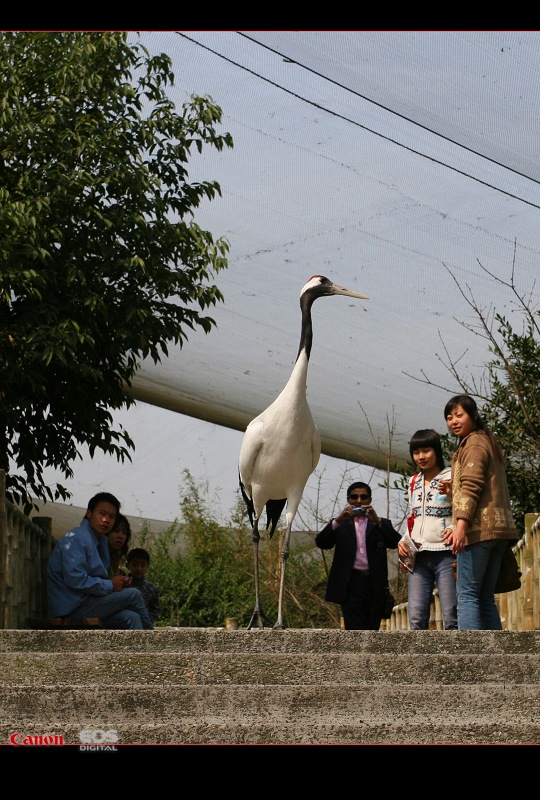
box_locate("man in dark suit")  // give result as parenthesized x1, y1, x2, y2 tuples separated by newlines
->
(315, 481, 401, 630)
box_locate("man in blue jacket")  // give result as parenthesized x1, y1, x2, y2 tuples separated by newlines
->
(47, 492, 153, 630)
(316, 481, 400, 630)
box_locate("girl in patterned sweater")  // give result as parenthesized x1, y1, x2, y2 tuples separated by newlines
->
(398, 429, 457, 630)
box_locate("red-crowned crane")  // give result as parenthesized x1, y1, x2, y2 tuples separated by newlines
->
(239, 275, 369, 630)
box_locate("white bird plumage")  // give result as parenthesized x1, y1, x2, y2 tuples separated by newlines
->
(238, 275, 369, 629)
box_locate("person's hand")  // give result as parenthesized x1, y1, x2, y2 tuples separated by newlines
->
(398, 540, 409, 557)
(335, 504, 380, 526)
(438, 479, 452, 495)
(364, 505, 381, 525)
(335, 505, 356, 524)
(442, 522, 467, 555)
(112, 575, 132, 592)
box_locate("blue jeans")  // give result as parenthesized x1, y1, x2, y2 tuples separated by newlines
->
(456, 539, 508, 630)
(407, 550, 457, 630)
(73, 588, 154, 630)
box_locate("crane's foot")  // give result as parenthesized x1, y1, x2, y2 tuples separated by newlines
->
(272, 621, 285, 630)
(247, 606, 275, 630)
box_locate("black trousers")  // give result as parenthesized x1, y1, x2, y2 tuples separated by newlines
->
(340, 570, 382, 630)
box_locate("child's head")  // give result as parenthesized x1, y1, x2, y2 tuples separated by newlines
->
(108, 513, 132, 558)
(409, 429, 445, 471)
(126, 547, 150, 580)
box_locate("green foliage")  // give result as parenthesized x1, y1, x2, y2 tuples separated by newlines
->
(135, 471, 340, 628)
(139, 522, 255, 628)
(0, 32, 233, 511)
(477, 312, 540, 531)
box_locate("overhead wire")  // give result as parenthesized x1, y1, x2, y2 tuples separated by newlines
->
(174, 31, 540, 211)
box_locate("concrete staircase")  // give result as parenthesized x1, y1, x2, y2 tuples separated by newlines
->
(1, 628, 540, 746)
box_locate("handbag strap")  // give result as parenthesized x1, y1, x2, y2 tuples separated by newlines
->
(407, 473, 419, 533)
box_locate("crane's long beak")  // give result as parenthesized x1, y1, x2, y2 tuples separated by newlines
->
(330, 283, 369, 300)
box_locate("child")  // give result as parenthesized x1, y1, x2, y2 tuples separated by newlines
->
(126, 548, 162, 625)
(398, 429, 457, 630)
(107, 513, 132, 578)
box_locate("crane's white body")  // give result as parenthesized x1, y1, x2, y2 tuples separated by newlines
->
(239, 350, 321, 530)
(238, 275, 368, 629)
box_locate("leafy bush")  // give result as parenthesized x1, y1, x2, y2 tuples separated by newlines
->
(134, 471, 340, 628)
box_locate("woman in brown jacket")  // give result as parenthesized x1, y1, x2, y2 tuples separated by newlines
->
(440, 395, 518, 629)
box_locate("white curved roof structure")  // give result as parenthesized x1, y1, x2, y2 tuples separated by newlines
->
(129, 31, 540, 472)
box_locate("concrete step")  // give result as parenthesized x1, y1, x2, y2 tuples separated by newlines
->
(1, 650, 540, 684)
(3, 628, 540, 654)
(2, 629, 540, 745)
(3, 719, 539, 745)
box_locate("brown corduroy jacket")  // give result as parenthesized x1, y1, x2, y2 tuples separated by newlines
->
(451, 430, 518, 546)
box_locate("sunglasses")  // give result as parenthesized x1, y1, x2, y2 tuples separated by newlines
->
(348, 493, 370, 501)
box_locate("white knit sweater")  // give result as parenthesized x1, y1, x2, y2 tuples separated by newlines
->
(406, 467, 453, 552)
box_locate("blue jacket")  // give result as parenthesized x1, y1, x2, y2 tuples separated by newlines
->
(47, 518, 114, 617)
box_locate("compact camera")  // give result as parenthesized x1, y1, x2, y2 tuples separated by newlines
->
(352, 506, 369, 516)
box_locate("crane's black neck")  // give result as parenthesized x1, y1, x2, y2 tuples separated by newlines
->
(297, 294, 314, 361)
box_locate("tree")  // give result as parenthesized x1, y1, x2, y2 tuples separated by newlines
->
(405, 244, 540, 534)
(0, 32, 233, 511)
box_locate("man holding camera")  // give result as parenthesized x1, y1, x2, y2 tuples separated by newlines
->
(315, 481, 401, 630)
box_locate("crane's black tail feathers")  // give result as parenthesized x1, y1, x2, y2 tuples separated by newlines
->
(239, 475, 255, 526)
(266, 499, 287, 538)
(239, 474, 286, 538)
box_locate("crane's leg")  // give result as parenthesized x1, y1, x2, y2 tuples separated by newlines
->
(247, 520, 274, 630)
(273, 525, 292, 630)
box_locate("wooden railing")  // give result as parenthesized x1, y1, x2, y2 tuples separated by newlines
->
(0, 470, 54, 629)
(384, 512, 540, 631)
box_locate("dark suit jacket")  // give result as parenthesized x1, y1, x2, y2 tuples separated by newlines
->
(315, 517, 401, 604)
